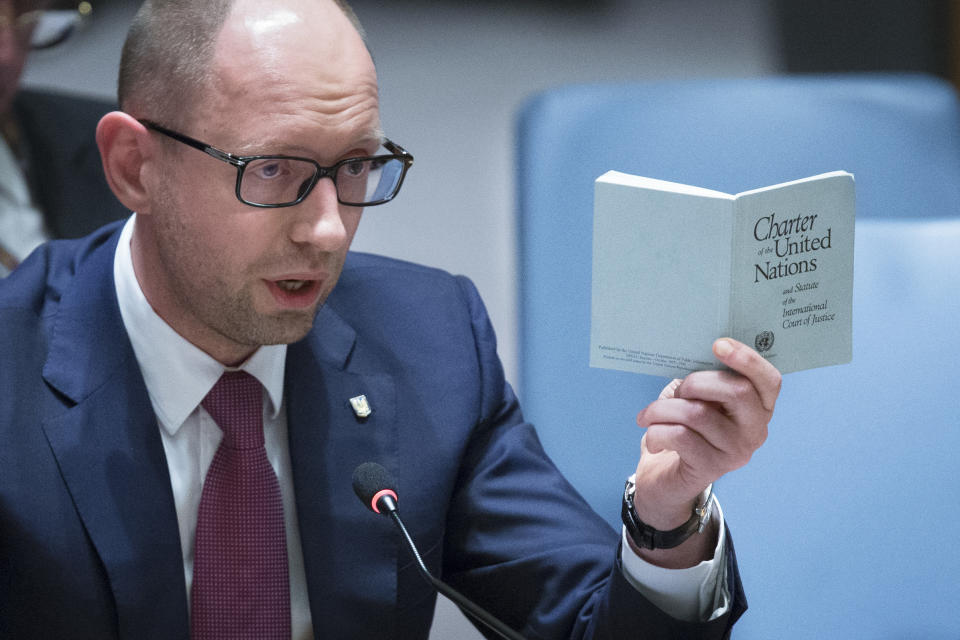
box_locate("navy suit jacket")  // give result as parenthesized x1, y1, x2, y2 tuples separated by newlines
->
(0, 222, 745, 639)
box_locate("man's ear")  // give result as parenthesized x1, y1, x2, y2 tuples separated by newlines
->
(96, 112, 157, 215)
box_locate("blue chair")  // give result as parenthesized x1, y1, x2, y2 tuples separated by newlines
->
(515, 75, 960, 637)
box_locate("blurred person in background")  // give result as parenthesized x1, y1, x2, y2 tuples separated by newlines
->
(0, 0, 126, 275)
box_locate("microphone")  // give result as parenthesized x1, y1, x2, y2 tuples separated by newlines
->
(351, 463, 526, 640)
(352, 461, 398, 514)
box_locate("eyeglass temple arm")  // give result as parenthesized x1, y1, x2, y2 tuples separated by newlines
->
(141, 119, 410, 169)
(138, 119, 245, 167)
(383, 139, 414, 165)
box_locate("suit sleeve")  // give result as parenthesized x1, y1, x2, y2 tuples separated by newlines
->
(439, 276, 745, 640)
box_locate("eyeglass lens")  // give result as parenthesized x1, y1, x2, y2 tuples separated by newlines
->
(240, 156, 406, 206)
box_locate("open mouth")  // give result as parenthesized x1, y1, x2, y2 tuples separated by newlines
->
(277, 279, 309, 291)
(267, 278, 322, 308)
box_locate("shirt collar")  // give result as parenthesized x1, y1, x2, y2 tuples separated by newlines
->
(113, 215, 286, 436)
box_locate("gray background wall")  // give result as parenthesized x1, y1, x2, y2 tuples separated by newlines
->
(20, 1, 951, 636)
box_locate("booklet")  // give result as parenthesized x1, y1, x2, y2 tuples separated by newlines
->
(590, 170, 855, 377)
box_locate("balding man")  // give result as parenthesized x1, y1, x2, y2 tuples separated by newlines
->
(0, 1, 780, 637)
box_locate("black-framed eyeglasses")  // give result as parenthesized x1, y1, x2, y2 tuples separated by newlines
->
(0, 2, 93, 50)
(140, 120, 414, 208)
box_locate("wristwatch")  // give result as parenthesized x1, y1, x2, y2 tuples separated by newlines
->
(621, 474, 713, 550)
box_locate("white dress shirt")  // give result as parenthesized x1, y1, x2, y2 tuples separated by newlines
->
(113, 216, 314, 638)
(112, 214, 727, 633)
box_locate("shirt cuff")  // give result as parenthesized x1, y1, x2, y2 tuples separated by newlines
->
(618, 495, 729, 622)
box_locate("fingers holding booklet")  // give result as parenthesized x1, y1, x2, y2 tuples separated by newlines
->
(628, 338, 781, 569)
(678, 337, 782, 415)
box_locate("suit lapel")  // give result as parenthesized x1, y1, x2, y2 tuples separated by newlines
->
(41, 229, 189, 639)
(286, 304, 405, 637)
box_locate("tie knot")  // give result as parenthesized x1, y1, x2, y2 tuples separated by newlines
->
(201, 371, 264, 449)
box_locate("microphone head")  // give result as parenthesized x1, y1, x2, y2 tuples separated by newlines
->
(352, 462, 398, 514)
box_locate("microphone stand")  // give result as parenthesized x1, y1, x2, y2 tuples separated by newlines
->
(387, 511, 526, 640)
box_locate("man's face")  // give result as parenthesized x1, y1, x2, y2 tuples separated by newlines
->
(134, 0, 381, 365)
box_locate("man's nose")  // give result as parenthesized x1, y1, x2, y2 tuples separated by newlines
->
(288, 177, 349, 250)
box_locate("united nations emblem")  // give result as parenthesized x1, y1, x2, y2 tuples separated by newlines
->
(755, 331, 775, 353)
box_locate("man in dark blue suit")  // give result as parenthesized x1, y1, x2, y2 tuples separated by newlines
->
(0, 0, 781, 637)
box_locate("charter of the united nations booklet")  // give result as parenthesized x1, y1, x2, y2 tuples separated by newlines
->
(590, 170, 855, 378)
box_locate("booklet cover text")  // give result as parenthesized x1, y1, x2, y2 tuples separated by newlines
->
(590, 170, 855, 377)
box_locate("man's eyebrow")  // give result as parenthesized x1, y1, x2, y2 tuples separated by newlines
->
(232, 129, 386, 158)
(367, 126, 387, 146)
(350, 128, 387, 154)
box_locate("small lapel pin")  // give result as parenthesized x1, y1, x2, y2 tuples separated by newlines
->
(349, 394, 372, 419)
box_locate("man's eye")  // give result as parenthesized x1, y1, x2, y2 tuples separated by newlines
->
(254, 161, 284, 179)
(343, 160, 368, 177)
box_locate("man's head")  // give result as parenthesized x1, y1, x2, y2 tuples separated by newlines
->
(0, 0, 52, 117)
(117, 0, 366, 128)
(98, 0, 382, 365)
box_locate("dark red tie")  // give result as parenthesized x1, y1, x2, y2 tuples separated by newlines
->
(191, 371, 291, 639)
